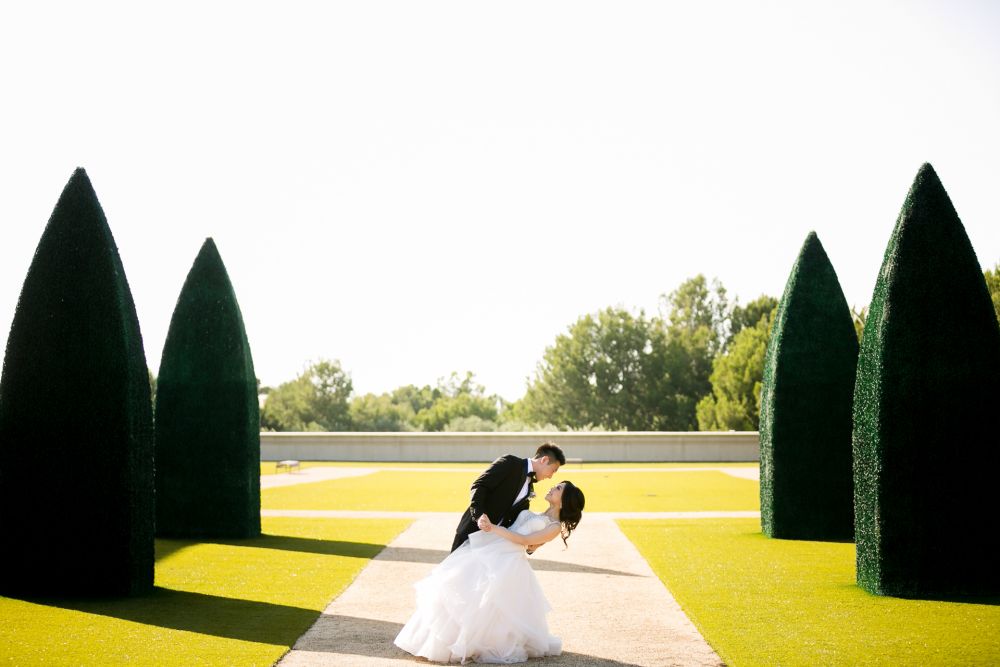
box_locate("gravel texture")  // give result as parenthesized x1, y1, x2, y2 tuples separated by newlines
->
(277, 514, 722, 666)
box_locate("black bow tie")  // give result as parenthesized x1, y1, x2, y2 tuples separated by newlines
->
(528, 473, 537, 483)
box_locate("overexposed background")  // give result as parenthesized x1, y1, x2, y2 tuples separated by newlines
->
(1, 1, 998, 400)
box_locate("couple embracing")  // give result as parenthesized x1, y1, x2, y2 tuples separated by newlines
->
(394, 442, 586, 664)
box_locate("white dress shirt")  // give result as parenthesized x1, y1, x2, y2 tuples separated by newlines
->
(512, 457, 532, 506)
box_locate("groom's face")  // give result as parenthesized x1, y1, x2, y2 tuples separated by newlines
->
(536, 456, 560, 481)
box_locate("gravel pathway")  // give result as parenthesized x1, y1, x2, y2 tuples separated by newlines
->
(276, 514, 722, 666)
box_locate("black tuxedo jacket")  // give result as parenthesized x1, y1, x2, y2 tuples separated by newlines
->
(451, 454, 534, 552)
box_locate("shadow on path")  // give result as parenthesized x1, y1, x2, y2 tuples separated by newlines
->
(291, 613, 405, 655)
(297, 614, 650, 666)
(379, 546, 639, 578)
(544, 652, 651, 666)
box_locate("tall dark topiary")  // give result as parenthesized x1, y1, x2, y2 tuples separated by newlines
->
(0, 169, 154, 596)
(155, 238, 260, 538)
(759, 232, 859, 541)
(854, 163, 1000, 597)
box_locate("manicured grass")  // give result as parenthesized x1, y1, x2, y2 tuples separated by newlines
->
(263, 470, 477, 510)
(0, 517, 408, 666)
(563, 470, 758, 512)
(621, 518, 1000, 666)
(261, 469, 759, 512)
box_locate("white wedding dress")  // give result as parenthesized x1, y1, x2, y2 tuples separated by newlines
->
(394, 510, 563, 664)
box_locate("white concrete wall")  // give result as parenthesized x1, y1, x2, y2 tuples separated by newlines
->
(260, 431, 759, 462)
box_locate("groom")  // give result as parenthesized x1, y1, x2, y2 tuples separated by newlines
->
(450, 441, 565, 553)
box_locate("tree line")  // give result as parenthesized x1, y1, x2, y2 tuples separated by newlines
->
(259, 267, 1000, 433)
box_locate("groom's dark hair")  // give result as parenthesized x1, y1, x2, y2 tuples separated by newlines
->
(534, 441, 565, 465)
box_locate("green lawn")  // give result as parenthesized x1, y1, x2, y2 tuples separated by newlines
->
(621, 518, 1000, 666)
(9, 464, 994, 665)
(0, 517, 408, 666)
(261, 469, 759, 512)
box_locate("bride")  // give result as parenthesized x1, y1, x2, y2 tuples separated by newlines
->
(394, 480, 586, 664)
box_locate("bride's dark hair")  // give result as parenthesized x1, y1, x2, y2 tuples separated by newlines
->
(557, 481, 585, 546)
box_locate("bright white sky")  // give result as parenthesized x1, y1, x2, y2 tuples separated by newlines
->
(1, 1, 998, 402)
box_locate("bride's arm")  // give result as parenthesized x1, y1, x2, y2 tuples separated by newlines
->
(485, 522, 561, 547)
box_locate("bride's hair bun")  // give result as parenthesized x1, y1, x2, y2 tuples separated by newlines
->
(558, 481, 585, 546)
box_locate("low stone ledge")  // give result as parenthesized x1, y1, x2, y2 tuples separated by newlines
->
(259, 431, 759, 463)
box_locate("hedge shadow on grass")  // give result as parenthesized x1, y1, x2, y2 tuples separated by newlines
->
(181, 534, 389, 559)
(154, 540, 193, 563)
(9, 588, 320, 645)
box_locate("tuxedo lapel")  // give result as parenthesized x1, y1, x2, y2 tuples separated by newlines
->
(500, 459, 532, 527)
(520, 459, 536, 503)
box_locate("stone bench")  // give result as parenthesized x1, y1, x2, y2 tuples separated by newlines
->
(276, 459, 301, 474)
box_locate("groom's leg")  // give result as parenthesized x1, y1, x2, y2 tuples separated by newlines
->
(450, 529, 470, 552)
(451, 512, 473, 552)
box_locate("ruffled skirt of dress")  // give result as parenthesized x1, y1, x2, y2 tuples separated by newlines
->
(393, 530, 562, 664)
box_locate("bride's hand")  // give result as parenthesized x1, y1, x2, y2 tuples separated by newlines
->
(477, 514, 493, 532)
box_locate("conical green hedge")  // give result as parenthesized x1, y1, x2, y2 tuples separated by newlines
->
(0, 169, 154, 596)
(759, 232, 859, 540)
(155, 238, 260, 538)
(854, 163, 1000, 597)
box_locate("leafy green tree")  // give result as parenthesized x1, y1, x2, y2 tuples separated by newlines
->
(444, 415, 499, 431)
(662, 274, 730, 354)
(985, 262, 1000, 325)
(349, 392, 416, 431)
(729, 295, 779, 344)
(697, 308, 775, 431)
(495, 418, 560, 431)
(853, 164, 1000, 596)
(412, 372, 500, 431)
(851, 305, 868, 342)
(0, 169, 153, 596)
(261, 359, 353, 431)
(346, 373, 503, 431)
(389, 384, 439, 416)
(660, 275, 731, 429)
(517, 307, 679, 430)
